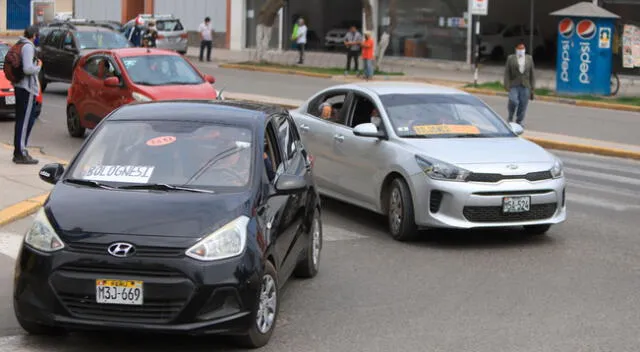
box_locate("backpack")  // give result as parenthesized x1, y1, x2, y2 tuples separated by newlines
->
(3, 42, 26, 84)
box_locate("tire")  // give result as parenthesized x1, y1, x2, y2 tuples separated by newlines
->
(523, 224, 551, 236)
(294, 207, 322, 279)
(66, 105, 85, 138)
(610, 73, 620, 96)
(235, 261, 279, 349)
(387, 178, 418, 241)
(14, 304, 66, 336)
(177, 50, 187, 55)
(39, 70, 48, 92)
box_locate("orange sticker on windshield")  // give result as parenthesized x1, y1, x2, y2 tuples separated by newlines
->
(146, 136, 176, 146)
(412, 124, 480, 135)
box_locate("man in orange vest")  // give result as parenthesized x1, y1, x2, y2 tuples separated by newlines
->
(361, 32, 375, 81)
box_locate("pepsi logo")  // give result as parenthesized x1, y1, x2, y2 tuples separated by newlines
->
(558, 18, 574, 38)
(576, 19, 596, 40)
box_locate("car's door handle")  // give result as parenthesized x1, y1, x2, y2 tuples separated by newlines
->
(299, 124, 310, 132)
(334, 134, 344, 142)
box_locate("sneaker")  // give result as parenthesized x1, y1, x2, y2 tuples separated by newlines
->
(12, 154, 38, 165)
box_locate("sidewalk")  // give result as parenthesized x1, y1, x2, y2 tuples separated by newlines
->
(185, 46, 640, 98)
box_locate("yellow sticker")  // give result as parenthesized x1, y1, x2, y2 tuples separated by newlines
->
(96, 279, 143, 288)
(412, 124, 480, 135)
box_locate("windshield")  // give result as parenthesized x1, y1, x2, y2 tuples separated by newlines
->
(156, 20, 184, 31)
(0, 45, 8, 68)
(66, 120, 255, 190)
(75, 30, 131, 49)
(379, 94, 515, 138)
(121, 55, 204, 85)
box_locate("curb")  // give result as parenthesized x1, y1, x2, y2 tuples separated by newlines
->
(525, 137, 640, 161)
(219, 64, 640, 113)
(0, 192, 49, 227)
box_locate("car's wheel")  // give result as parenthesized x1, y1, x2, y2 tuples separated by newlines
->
(14, 304, 66, 336)
(177, 50, 187, 55)
(235, 260, 279, 349)
(387, 178, 418, 241)
(523, 224, 552, 236)
(66, 105, 85, 138)
(294, 207, 322, 278)
(38, 70, 48, 92)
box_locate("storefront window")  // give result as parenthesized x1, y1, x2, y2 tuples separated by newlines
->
(378, 0, 469, 61)
(245, 0, 281, 49)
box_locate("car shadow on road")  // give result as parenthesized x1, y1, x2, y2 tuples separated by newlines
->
(319, 195, 557, 250)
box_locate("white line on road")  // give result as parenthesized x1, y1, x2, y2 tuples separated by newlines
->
(323, 225, 369, 242)
(566, 194, 640, 212)
(562, 157, 640, 176)
(564, 167, 640, 187)
(0, 233, 23, 260)
(569, 179, 640, 199)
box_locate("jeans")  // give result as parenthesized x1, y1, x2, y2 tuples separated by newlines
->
(199, 40, 212, 61)
(13, 88, 38, 157)
(507, 86, 530, 124)
(363, 59, 374, 79)
(346, 51, 359, 72)
(297, 43, 306, 63)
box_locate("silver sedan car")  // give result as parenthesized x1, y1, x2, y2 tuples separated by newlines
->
(290, 82, 567, 241)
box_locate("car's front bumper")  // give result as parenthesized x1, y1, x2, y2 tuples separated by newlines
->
(0, 92, 16, 115)
(409, 173, 567, 229)
(157, 38, 188, 52)
(13, 241, 263, 335)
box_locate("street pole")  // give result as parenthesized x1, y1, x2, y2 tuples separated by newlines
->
(529, 0, 534, 53)
(474, 17, 480, 86)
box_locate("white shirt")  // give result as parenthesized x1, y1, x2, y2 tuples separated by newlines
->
(517, 55, 525, 74)
(296, 25, 307, 44)
(199, 22, 213, 41)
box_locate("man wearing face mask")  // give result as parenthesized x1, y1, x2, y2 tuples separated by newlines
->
(370, 108, 382, 129)
(503, 43, 535, 127)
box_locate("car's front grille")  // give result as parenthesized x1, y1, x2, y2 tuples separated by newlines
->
(58, 263, 183, 278)
(429, 190, 443, 213)
(58, 293, 186, 323)
(467, 171, 553, 183)
(66, 242, 185, 258)
(463, 203, 557, 223)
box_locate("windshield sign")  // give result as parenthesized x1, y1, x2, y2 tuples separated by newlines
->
(379, 94, 514, 138)
(121, 55, 204, 86)
(67, 121, 254, 189)
(75, 31, 131, 49)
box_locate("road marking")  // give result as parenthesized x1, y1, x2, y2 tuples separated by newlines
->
(562, 158, 640, 176)
(569, 179, 640, 199)
(323, 225, 369, 242)
(564, 167, 640, 186)
(566, 194, 640, 212)
(0, 232, 23, 260)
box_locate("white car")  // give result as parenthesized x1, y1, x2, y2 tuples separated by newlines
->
(290, 82, 567, 241)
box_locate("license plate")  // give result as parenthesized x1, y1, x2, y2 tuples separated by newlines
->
(5, 96, 15, 105)
(96, 279, 143, 305)
(502, 196, 531, 213)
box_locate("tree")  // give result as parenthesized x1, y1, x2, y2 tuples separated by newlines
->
(255, 0, 284, 62)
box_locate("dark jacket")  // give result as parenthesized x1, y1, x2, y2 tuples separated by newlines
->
(503, 54, 535, 90)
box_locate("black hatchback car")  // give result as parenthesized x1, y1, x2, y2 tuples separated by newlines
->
(13, 100, 323, 348)
(38, 23, 131, 91)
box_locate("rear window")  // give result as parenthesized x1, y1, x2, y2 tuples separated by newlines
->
(75, 30, 131, 49)
(156, 20, 184, 31)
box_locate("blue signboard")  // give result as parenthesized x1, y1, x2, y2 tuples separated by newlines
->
(555, 16, 615, 96)
(7, 0, 31, 30)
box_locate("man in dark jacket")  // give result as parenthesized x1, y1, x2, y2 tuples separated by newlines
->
(503, 43, 536, 127)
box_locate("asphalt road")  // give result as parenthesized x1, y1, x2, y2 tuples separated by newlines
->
(0, 68, 639, 351)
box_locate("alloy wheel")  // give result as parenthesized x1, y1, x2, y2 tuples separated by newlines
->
(311, 215, 321, 268)
(390, 187, 403, 235)
(256, 274, 277, 334)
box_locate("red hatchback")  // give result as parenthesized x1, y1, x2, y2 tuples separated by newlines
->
(66, 48, 218, 137)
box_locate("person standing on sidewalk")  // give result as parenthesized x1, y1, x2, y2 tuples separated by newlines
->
(361, 32, 375, 80)
(295, 18, 307, 64)
(504, 43, 536, 127)
(198, 17, 213, 62)
(344, 26, 362, 76)
(8, 26, 41, 164)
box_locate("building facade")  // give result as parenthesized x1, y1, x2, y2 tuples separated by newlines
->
(1, 0, 71, 31)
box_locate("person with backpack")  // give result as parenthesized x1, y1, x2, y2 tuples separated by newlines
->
(3, 26, 42, 164)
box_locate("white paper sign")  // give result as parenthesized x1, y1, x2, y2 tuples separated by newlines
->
(471, 0, 488, 16)
(83, 165, 155, 184)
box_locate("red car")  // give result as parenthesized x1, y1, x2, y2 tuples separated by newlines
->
(1, 42, 43, 118)
(66, 48, 218, 137)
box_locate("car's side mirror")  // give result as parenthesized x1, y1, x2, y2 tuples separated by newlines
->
(204, 74, 215, 84)
(39, 163, 65, 185)
(104, 76, 121, 87)
(63, 44, 77, 52)
(274, 174, 306, 194)
(509, 122, 524, 136)
(353, 122, 384, 138)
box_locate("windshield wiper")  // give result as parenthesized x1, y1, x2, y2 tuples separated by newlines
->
(442, 134, 487, 138)
(118, 183, 214, 193)
(184, 145, 248, 185)
(401, 135, 434, 139)
(65, 179, 116, 190)
(166, 81, 199, 85)
(134, 81, 160, 86)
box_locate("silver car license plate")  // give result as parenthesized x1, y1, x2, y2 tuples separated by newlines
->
(502, 196, 531, 213)
(5, 96, 15, 105)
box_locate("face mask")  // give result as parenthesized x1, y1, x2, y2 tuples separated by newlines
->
(516, 49, 525, 57)
(371, 116, 381, 127)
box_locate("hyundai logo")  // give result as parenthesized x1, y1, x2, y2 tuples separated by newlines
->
(506, 164, 519, 170)
(107, 242, 136, 258)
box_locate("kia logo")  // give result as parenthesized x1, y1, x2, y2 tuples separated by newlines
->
(506, 164, 519, 170)
(107, 242, 136, 258)
(558, 18, 574, 38)
(576, 19, 596, 40)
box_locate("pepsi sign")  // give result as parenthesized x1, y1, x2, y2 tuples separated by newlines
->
(576, 19, 596, 40)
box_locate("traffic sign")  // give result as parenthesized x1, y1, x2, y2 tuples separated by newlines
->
(471, 0, 489, 16)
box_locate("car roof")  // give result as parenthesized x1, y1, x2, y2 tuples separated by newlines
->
(330, 81, 469, 96)
(109, 48, 182, 57)
(74, 25, 116, 32)
(108, 100, 287, 126)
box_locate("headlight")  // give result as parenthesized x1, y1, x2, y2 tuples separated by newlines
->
(24, 208, 65, 252)
(415, 155, 470, 182)
(132, 92, 152, 102)
(186, 216, 250, 261)
(550, 159, 564, 178)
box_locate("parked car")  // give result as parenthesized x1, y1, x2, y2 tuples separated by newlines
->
(14, 100, 322, 349)
(324, 28, 348, 49)
(479, 23, 546, 60)
(38, 23, 131, 91)
(290, 82, 567, 241)
(122, 14, 188, 54)
(0, 42, 16, 115)
(66, 48, 220, 138)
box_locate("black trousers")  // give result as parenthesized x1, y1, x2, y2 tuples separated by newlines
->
(297, 43, 305, 63)
(13, 88, 38, 158)
(346, 51, 359, 71)
(200, 40, 212, 61)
